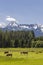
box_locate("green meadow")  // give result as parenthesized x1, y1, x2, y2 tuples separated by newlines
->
(0, 48, 43, 65)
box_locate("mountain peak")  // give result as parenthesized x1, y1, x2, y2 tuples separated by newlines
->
(0, 22, 43, 37)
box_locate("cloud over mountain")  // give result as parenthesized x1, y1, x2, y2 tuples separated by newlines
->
(6, 16, 16, 22)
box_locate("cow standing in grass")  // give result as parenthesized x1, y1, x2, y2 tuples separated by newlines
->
(20, 51, 28, 54)
(6, 53, 12, 57)
(4, 51, 9, 54)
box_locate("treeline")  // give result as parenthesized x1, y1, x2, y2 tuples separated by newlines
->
(0, 30, 43, 48)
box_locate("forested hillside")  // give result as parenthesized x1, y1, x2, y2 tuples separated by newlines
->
(0, 30, 43, 48)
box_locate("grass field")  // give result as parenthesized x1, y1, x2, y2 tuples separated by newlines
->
(0, 48, 43, 65)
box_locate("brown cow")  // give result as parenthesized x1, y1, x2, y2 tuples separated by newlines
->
(20, 51, 28, 54)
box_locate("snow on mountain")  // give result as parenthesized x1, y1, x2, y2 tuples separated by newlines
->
(41, 29, 43, 32)
(0, 23, 6, 28)
(8, 22, 18, 27)
(0, 22, 43, 32)
(0, 24, 3, 28)
(33, 24, 38, 29)
(13, 23, 18, 27)
(20, 25, 29, 29)
(0, 16, 43, 36)
(0, 21, 43, 37)
(40, 25, 43, 32)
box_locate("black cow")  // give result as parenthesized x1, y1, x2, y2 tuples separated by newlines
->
(4, 51, 9, 54)
(6, 54, 12, 57)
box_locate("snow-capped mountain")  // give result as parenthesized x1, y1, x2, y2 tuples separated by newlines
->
(0, 22, 43, 37)
(0, 23, 6, 28)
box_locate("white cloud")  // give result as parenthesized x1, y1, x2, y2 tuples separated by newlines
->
(6, 16, 16, 22)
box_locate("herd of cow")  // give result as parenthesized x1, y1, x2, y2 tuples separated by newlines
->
(4, 51, 28, 57)
(4, 51, 12, 57)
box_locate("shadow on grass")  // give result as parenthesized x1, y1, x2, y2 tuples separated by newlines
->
(0, 56, 26, 62)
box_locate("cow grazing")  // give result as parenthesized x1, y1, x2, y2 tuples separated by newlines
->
(20, 51, 28, 54)
(4, 51, 9, 54)
(6, 54, 12, 57)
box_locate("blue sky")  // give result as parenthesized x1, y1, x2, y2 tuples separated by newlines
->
(0, 0, 43, 24)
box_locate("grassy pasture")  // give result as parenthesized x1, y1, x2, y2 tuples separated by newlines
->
(0, 48, 43, 65)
